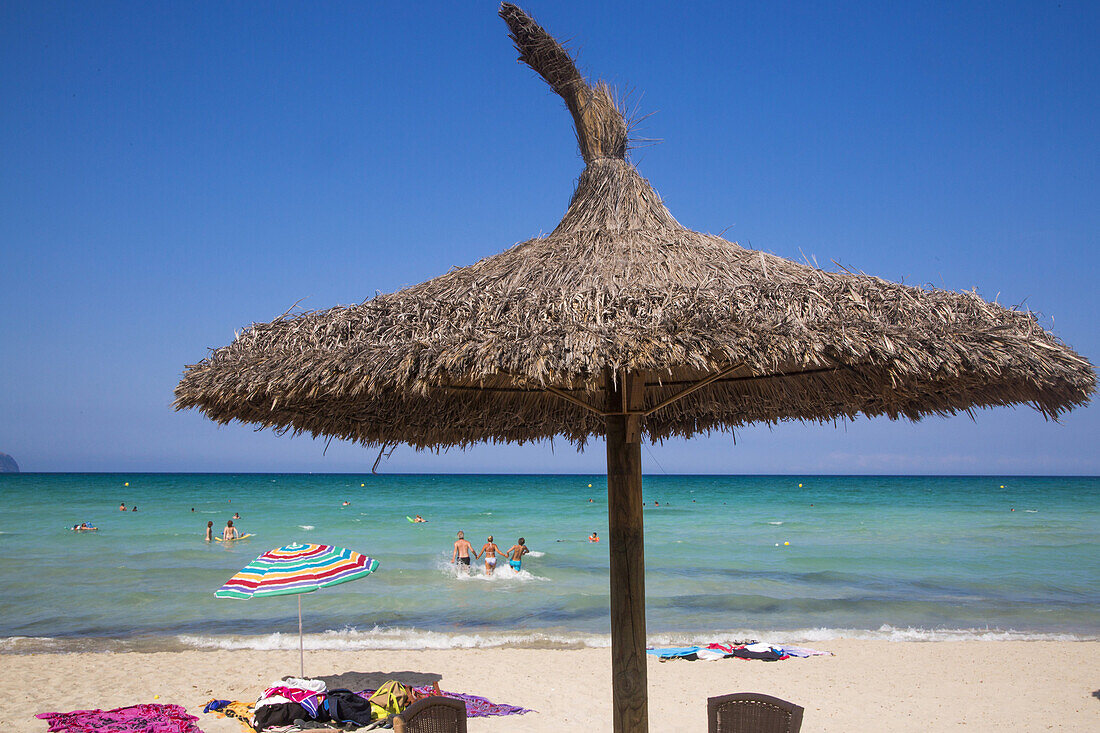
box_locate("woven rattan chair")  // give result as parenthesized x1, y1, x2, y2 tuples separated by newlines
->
(707, 692, 804, 733)
(391, 696, 468, 733)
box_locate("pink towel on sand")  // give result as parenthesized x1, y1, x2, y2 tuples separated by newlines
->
(36, 703, 202, 732)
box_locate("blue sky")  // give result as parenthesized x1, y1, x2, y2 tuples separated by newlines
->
(2, 1, 1097, 474)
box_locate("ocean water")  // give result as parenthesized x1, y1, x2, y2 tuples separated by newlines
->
(0, 473, 1096, 653)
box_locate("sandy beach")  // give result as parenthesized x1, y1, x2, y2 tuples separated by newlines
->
(5, 640, 1098, 732)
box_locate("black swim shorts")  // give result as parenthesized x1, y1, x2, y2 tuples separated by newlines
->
(458, 556, 471, 565)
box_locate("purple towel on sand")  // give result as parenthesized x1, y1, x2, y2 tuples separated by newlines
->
(36, 703, 203, 733)
(357, 687, 533, 717)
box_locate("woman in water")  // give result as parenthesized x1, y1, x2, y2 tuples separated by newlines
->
(205, 521, 214, 541)
(476, 536, 503, 576)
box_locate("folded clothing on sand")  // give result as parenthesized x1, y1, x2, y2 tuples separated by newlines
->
(36, 703, 202, 733)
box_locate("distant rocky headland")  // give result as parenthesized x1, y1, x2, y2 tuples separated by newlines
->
(0, 453, 19, 472)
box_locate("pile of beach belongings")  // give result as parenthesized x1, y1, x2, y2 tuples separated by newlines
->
(207, 676, 418, 731)
(646, 641, 833, 662)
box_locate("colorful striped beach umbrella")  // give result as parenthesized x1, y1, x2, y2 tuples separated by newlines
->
(216, 542, 379, 675)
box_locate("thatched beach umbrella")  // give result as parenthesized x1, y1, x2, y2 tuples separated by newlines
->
(176, 4, 1094, 731)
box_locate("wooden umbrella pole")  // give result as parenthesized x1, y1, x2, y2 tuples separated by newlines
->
(298, 595, 304, 678)
(605, 371, 648, 732)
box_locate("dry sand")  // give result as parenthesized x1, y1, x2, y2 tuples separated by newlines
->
(4, 641, 1099, 731)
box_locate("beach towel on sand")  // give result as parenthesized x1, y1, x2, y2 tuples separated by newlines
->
(36, 703, 202, 733)
(202, 700, 254, 732)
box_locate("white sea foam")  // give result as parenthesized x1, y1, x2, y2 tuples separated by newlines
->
(435, 556, 549, 583)
(527, 551, 545, 558)
(768, 521, 784, 525)
(177, 627, 610, 651)
(173, 624, 1094, 652)
(298, 525, 315, 530)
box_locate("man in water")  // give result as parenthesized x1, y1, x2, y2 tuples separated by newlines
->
(589, 532, 599, 542)
(504, 537, 530, 573)
(223, 519, 239, 541)
(119, 502, 126, 511)
(451, 531, 473, 573)
(205, 520, 214, 541)
(477, 535, 504, 576)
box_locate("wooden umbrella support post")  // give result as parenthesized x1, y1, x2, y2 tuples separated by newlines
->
(605, 371, 648, 732)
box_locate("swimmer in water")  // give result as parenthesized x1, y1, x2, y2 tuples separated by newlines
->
(119, 502, 126, 511)
(342, 501, 350, 506)
(205, 520, 213, 542)
(504, 537, 529, 572)
(222, 520, 239, 541)
(232, 512, 240, 519)
(476, 536, 503, 576)
(589, 532, 599, 542)
(414, 514, 426, 523)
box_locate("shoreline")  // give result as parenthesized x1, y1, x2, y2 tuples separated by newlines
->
(7, 641, 1099, 731)
(4, 624, 1098, 655)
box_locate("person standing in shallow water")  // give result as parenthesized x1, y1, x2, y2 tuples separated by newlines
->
(504, 537, 529, 572)
(205, 521, 213, 542)
(222, 519, 239, 541)
(452, 531, 473, 574)
(477, 535, 504, 576)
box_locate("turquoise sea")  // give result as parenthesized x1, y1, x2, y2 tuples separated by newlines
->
(0, 474, 1097, 653)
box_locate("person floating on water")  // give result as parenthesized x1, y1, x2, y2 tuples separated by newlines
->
(72, 523, 96, 532)
(205, 521, 213, 542)
(452, 531, 474, 573)
(223, 519, 239, 541)
(414, 514, 427, 523)
(589, 532, 599, 542)
(232, 512, 240, 519)
(342, 501, 350, 506)
(477, 536, 504, 576)
(504, 538, 529, 572)
(132, 506, 138, 512)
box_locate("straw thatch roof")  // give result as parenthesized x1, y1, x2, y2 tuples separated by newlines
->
(175, 3, 1094, 450)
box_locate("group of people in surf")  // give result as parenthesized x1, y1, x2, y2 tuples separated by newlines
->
(451, 531, 529, 576)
